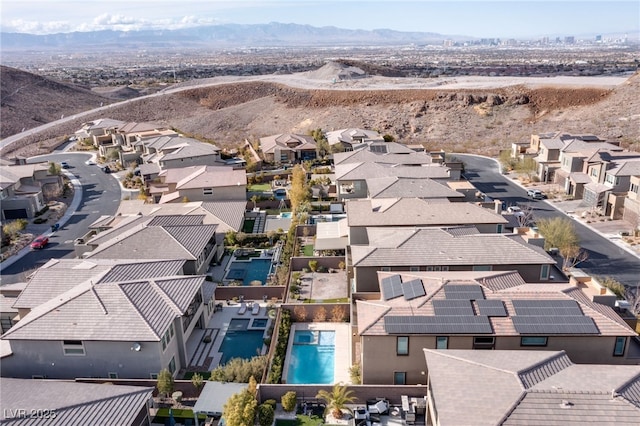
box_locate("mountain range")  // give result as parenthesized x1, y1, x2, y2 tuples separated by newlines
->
(0, 23, 462, 51)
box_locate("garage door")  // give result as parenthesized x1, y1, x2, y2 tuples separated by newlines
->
(3, 209, 28, 219)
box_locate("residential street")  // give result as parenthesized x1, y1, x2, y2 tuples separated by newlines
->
(458, 154, 640, 288)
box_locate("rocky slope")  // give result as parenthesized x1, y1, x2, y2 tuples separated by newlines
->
(2, 64, 639, 158)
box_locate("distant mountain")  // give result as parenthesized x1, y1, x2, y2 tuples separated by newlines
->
(0, 22, 462, 51)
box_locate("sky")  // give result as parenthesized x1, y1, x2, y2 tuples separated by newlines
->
(1, 0, 638, 39)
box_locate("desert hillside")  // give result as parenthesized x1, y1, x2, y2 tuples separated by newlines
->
(2, 63, 639, 158)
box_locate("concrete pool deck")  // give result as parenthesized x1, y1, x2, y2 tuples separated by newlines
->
(283, 322, 351, 384)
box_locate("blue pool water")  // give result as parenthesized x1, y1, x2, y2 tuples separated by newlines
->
(219, 329, 265, 365)
(287, 330, 335, 384)
(251, 318, 268, 328)
(226, 258, 273, 285)
(279, 212, 292, 218)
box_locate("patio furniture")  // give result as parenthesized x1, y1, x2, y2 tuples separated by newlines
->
(251, 303, 260, 315)
(238, 302, 247, 315)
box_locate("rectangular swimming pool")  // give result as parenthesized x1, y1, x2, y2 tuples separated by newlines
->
(219, 329, 265, 365)
(226, 258, 273, 285)
(286, 330, 335, 384)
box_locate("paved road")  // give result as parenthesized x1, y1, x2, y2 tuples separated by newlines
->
(458, 154, 640, 288)
(0, 152, 121, 284)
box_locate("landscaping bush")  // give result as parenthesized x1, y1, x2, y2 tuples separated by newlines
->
(281, 391, 297, 412)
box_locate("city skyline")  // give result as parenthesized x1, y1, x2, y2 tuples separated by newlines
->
(1, 0, 638, 39)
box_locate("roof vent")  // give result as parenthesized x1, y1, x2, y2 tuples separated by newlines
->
(559, 400, 573, 409)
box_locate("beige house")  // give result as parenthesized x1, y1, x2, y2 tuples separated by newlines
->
(259, 133, 317, 164)
(148, 165, 247, 204)
(0, 163, 60, 219)
(423, 349, 640, 425)
(354, 271, 639, 385)
(349, 227, 555, 292)
(326, 128, 384, 151)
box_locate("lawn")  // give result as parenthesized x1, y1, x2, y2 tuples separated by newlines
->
(302, 244, 314, 256)
(275, 415, 324, 426)
(248, 183, 272, 192)
(242, 218, 255, 233)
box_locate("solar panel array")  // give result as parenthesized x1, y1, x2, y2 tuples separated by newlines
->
(511, 315, 599, 334)
(476, 299, 508, 317)
(511, 299, 598, 334)
(381, 275, 426, 301)
(444, 284, 485, 300)
(401, 278, 426, 301)
(380, 275, 403, 301)
(384, 315, 493, 334)
(512, 300, 583, 316)
(432, 299, 475, 316)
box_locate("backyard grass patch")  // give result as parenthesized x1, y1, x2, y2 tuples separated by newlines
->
(242, 219, 256, 233)
(154, 408, 206, 422)
(248, 183, 272, 192)
(303, 244, 314, 256)
(275, 415, 324, 426)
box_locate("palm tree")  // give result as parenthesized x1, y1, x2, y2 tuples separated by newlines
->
(316, 383, 356, 419)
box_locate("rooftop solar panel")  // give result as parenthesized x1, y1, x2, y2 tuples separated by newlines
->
(380, 275, 403, 301)
(402, 278, 426, 301)
(512, 299, 583, 317)
(512, 315, 599, 334)
(476, 299, 508, 317)
(384, 315, 493, 334)
(433, 299, 475, 316)
(444, 284, 485, 300)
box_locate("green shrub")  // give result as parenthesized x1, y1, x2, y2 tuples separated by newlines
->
(281, 391, 297, 412)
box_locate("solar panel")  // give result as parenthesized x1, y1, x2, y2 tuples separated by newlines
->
(512, 315, 599, 334)
(380, 275, 403, 301)
(384, 315, 492, 334)
(444, 284, 485, 300)
(432, 299, 475, 316)
(402, 278, 426, 301)
(512, 300, 583, 317)
(476, 299, 507, 317)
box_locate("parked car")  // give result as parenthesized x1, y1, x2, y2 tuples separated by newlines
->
(101, 166, 111, 174)
(527, 189, 545, 200)
(60, 161, 70, 169)
(30, 236, 49, 249)
(85, 159, 96, 166)
(507, 206, 522, 214)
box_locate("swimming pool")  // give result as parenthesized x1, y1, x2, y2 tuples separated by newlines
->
(219, 322, 265, 365)
(225, 258, 273, 285)
(286, 330, 335, 384)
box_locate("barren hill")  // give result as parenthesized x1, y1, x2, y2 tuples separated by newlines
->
(2, 63, 639, 158)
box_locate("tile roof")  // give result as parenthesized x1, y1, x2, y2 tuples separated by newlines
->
(0, 378, 153, 425)
(148, 215, 205, 226)
(346, 198, 506, 227)
(98, 260, 186, 283)
(335, 161, 451, 181)
(352, 227, 554, 267)
(2, 275, 205, 341)
(366, 177, 464, 199)
(259, 133, 316, 154)
(424, 349, 640, 426)
(326, 128, 383, 145)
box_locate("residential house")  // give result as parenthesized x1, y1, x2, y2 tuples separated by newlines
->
(259, 133, 317, 164)
(423, 349, 640, 425)
(0, 163, 60, 219)
(74, 118, 125, 147)
(147, 165, 247, 204)
(349, 227, 556, 292)
(314, 218, 349, 253)
(354, 271, 639, 385)
(78, 215, 222, 274)
(527, 132, 612, 183)
(0, 283, 23, 334)
(333, 143, 432, 166)
(346, 198, 508, 245)
(326, 128, 384, 151)
(1, 258, 215, 380)
(1, 378, 154, 425)
(582, 154, 640, 210)
(623, 174, 640, 228)
(138, 135, 222, 170)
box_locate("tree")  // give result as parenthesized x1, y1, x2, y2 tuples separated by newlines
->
(330, 305, 346, 322)
(191, 372, 204, 391)
(223, 389, 258, 426)
(537, 217, 579, 251)
(560, 244, 589, 271)
(293, 305, 308, 322)
(156, 368, 174, 399)
(257, 403, 275, 426)
(316, 383, 356, 419)
(349, 362, 362, 385)
(313, 306, 327, 322)
(210, 355, 268, 383)
(48, 161, 61, 176)
(308, 260, 318, 272)
(382, 134, 395, 142)
(281, 391, 297, 412)
(251, 195, 259, 210)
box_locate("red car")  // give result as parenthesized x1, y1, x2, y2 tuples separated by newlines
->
(30, 236, 49, 249)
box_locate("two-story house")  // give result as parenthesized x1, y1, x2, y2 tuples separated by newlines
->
(0, 163, 60, 219)
(259, 133, 317, 164)
(326, 128, 384, 152)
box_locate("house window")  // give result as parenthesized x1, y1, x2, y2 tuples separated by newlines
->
(168, 356, 176, 374)
(436, 336, 448, 350)
(203, 188, 213, 195)
(540, 264, 550, 280)
(62, 340, 85, 356)
(409, 267, 420, 272)
(393, 372, 406, 385)
(590, 168, 598, 177)
(472, 265, 492, 271)
(426, 266, 433, 271)
(380, 267, 391, 272)
(497, 224, 503, 233)
(473, 337, 495, 350)
(150, 373, 158, 380)
(162, 326, 173, 352)
(520, 336, 548, 347)
(108, 372, 119, 379)
(605, 174, 618, 186)
(32, 375, 45, 379)
(169, 323, 175, 339)
(613, 337, 626, 356)
(397, 336, 409, 356)
(441, 266, 449, 271)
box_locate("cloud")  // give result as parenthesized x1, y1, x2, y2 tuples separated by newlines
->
(4, 14, 221, 34)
